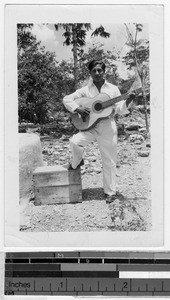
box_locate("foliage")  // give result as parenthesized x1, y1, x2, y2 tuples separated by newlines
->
(91, 25, 110, 38)
(19, 47, 54, 123)
(18, 25, 75, 124)
(123, 24, 149, 74)
(54, 23, 110, 88)
(123, 23, 150, 132)
(123, 39, 149, 70)
(17, 24, 34, 51)
(54, 23, 92, 47)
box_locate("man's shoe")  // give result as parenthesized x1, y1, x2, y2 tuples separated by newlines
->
(63, 159, 84, 170)
(105, 194, 116, 204)
(105, 192, 124, 204)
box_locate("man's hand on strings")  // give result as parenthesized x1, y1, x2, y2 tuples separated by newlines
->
(75, 106, 90, 118)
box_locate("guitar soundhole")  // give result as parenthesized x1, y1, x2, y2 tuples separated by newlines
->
(94, 102, 103, 112)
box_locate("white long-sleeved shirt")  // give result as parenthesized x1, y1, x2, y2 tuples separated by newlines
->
(63, 78, 129, 116)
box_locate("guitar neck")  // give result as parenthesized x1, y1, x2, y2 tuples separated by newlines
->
(102, 93, 129, 109)
(102, 88, 142, 109)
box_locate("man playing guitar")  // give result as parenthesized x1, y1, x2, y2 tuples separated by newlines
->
(63, 59, 135, 203)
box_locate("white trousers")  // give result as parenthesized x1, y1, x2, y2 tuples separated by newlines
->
(70, 118, 117, 196)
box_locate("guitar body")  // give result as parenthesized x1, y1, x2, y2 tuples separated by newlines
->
(70, 93, 113, 131)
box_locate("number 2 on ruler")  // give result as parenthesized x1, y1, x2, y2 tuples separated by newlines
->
(124, 282, 128, 289)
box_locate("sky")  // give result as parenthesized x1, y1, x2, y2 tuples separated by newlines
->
(31, 23, 149, 79)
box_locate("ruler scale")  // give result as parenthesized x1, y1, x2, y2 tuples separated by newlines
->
(4, 252, 170, 296)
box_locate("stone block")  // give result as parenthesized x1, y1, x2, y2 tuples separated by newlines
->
(19, 133, 44, 203)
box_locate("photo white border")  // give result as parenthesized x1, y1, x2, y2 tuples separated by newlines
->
(4, 3, 164, 247)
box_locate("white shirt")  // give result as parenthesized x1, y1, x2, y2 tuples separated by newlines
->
(63, 77, 129, 116)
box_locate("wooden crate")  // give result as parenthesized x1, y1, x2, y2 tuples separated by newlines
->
(33, 165, 82, 205)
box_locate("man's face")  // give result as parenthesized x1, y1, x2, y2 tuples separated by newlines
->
(90, 64, 105, 83)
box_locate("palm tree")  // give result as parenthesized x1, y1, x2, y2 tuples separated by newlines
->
(54, 23, 110, 89)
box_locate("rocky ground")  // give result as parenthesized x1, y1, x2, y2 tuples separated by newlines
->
(21, 108, 151, 232)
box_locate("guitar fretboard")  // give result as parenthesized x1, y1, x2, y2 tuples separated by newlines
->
(102, 93, 129, 108)
(102, 87, 142, 109)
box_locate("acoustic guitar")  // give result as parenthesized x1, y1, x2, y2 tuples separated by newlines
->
(70, 88, 143, 131)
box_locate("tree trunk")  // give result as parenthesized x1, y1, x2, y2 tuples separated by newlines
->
(72, 25, 79, 90)
(141, 77, 149, 133)
(134, 52, 149, 134)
